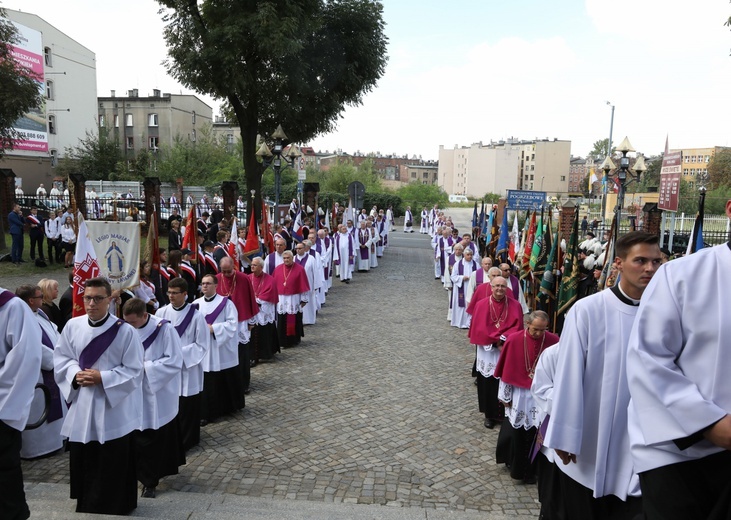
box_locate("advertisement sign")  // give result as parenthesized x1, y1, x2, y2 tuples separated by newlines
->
(506, 190, 547, 210)
(658, 150, 682, 212)
(9, 21, 47, 153)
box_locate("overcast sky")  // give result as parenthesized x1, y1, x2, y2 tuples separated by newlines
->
(7, 0, 731, 160)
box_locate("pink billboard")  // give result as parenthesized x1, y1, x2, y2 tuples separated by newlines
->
(9, 21, 47, 154)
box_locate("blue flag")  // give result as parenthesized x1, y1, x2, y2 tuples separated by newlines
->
(484, 207, 494, 243)
(496, 208, 509, 262)
(472, 202, 478, 228)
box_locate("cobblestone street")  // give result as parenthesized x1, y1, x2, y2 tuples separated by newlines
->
(13, 229, 540, 518)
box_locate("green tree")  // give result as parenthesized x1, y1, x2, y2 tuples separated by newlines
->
(59, 126, 124, 180)
(157, 0, 388, 218)
(307, 158, 383, 194)
(396, 182, 447, 214)
(588, 138, 615, 160)
(708, 148, 731, 188)
(0, 9, 43, 155)
(634, 155, 662, 192)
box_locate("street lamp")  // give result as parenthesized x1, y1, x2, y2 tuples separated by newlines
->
(256, 125, 301, 224)
(613, 136, 646, 242)
(599, 155, 615, 230)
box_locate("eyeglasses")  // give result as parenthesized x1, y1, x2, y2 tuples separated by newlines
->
(83, 295, 109, 304)
(167, 291, 183, 295)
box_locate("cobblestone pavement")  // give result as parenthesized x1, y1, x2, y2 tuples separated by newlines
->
(14, 229, 540, 518)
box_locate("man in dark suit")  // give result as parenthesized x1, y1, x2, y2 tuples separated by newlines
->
(8, 203, 25, 265)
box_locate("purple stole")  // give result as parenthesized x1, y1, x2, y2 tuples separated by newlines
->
(476, 269, 486, 286)
(437, 237, 453, 276)
(204, 297, 228, 325)
(0, 290, 14, 307)
(174, 303, 199, 337)
(509, 275, 520, 300)
(79, 318, 125, 369)
(456, 260, 477, 308)
(296, 255, 309, 268)
(142, 319, 170, 350)
(531, 415, 550, 463)
(334, 233, 354, 265)
(358, 230, 369, 260)
(38, 325, 64, 422)
(268, 253, 278, 273)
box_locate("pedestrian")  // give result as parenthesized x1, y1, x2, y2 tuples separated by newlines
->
(626, 198, 731, 520)
(581, 215, 588, 234)
(27, 206, 45, 263)
(403, 205, 414, 233)
(53, 277, 144, 515)
(272, 250, 309, 347)
(60, 216, 76, 268)
(8, 203, 25, 265)
(248, 257, 280, 363)
(45, 209, 61, 264)
(38, 278, 63, 330)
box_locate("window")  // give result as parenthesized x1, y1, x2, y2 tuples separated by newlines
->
(126, 136, 134, 149)
(705, 155, 710, 163)
(227, 133, 234, 144)
(150, 159, 158, 172)
(149, 136, 159, 150)
(114, 115, 119, 128)
(190, 129, 196, 142)
(560, 175, 566, 181)
(50, 149, 57, 168)
(44, 47, 52, 67)
(98, 114, 105, 127)
(148, 113, 158, 127)
(411, 172, 416, 178)
(48, 115, 56, 134)
(191, 111, 196, 124)
(125, 113, 133, 127)
(46, 80, 54, 100)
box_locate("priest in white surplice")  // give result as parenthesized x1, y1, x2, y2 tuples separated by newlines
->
(156, 277, 210, 452)
(15, 285, 65, 459)
(295, 241, 320, 325)
(332, 224, 355, 283)
(543, 232, 662, 519)
(263, 238, 286, 275)
(54, 277, 144, 515)
(123, 298, 184, 499)
(450, 248, 477, 329)
(466, 256, 493, 306)
(356, 221, 372, 272)
(315, 229, 333, 292)
(627, 205, 731, 520)
(0, 287, 42, 520)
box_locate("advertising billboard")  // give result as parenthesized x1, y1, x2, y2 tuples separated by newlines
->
(9, 20, 47, 154)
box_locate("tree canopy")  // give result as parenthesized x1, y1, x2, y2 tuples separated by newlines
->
(0, 10, 43, 156)
(708, 148, 731, 188)
(156, 0, 388, 218)
(588, 138, 615, 160)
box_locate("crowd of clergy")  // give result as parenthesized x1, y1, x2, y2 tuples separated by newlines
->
(425, 200, 731, 520)
(0, 203, 396, 517)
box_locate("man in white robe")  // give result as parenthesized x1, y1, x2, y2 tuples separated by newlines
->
(420, 207, 429, 234)
(295, 241, 320, 325)
(315, 229, 333, 292)
(264, 238, 286, 275)
(403, 206, 414, 233)
(15, 285, 65, 459)
(543, 231, 662, 518)
(450, 248, 477, 328)
(466, 256, 493, 306)
(123, 298, 184, 499)
(626, 201, 731, 520)
(54, 277, 144, 515)
(332, 224, 355, 283)
(194, 274, 242, 424)
(445, 244, 464, 321)
(157, 277, 209, 452)
(0, 287, 42, 520)
(368, 220, 379, 268)
(435, 227, 455, 283)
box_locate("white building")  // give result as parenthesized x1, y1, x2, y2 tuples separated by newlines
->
(2, 9, 97, 192)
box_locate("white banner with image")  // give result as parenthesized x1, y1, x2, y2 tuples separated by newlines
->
(86, 221, 141, 290)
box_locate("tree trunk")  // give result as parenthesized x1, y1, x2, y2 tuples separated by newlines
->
(230, 96, 262, 225)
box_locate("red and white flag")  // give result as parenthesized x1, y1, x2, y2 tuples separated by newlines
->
(72, 214, 101, 317)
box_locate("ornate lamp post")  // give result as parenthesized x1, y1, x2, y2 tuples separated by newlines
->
(599, 155, 616, 229)
(256, 125, 301, 224)
(613, 136, 646, 243)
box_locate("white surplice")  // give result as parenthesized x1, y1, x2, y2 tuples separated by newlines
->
(194, 295, 239, 372)
(355, 228, 371, 271)
(134, 315, 183, 430)
(450, 258, 476, 329)
(531, 342, 560, 463)
(157, 303, 210, 397)
(543, 288, 640, 500)
(296, 254, 319, 325)
(332, 231, 355, 281)
(627, 244, 731, 474)
(54, 314, 143, 443)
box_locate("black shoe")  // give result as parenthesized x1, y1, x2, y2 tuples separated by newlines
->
(141, 486, 156, 498)
(249, 360, 257, 368)
(484, 418, 496, 429)
(244, 388, 251, 395)
(523, 476, 537, 485)
(200, 419, 209, 427)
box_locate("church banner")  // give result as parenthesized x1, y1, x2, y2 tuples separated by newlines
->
(86, 221, 141, 290)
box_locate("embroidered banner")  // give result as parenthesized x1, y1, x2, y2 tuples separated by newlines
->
(86, 221, 141, 290)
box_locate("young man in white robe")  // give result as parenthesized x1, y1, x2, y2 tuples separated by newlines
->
(156, 277, 210, 452)
(194, 274, 242, 425)
(332, 224, 355, 283)
(123, 298, 184, 499)
(543, 231, 662, 519)
(15, 285, 65, 459)
(450, 248, 477, 329)
(355, 221, 372, 272)
(0, 287, 42, 520)
(626, 199, 731, 520)
(54, 277, 144, 515)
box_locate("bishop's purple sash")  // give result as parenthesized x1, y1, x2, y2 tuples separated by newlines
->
(39, 327, 64, 422)
(175, 303, 199, 337)
(476, 269, 485, 286)
(79, 319, 125, 370)
(204, 297, 228, 325)
(142, 319, 170, 350)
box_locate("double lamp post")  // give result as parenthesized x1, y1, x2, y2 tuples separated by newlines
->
(256, 124, 301, 224)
